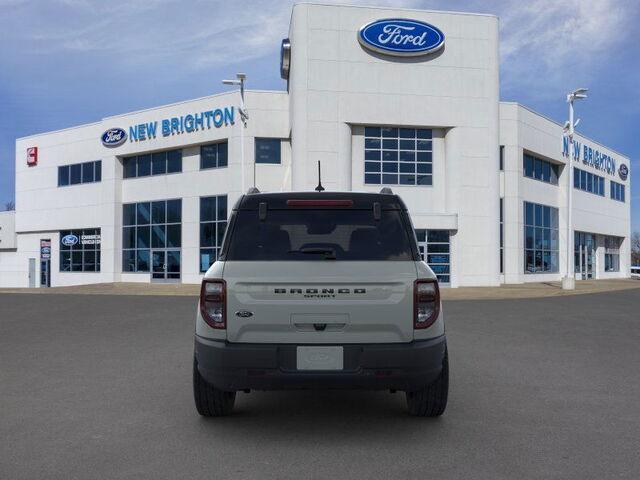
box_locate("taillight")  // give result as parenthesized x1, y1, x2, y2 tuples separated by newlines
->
(200, 279, 226, 329)
(414, 279, 440, 329)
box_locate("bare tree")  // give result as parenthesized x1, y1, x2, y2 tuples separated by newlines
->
(632, 231, 640, 266)
(4, 200, 14, 211)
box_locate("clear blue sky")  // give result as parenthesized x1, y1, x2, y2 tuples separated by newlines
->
(0, 0, 637, 231)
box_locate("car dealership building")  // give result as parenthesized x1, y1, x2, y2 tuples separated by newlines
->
(0, 3, 631, 288)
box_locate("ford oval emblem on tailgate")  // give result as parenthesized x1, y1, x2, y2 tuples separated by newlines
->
(235, 310, 253, 318)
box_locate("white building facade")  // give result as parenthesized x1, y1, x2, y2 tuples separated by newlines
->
(0, 3, 631, 288)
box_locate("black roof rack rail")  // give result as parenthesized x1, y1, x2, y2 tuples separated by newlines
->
(379, 187, 394, 195)
(246, 187, 260, 194)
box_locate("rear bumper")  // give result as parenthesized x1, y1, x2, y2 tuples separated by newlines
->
(194, 335, 447, 392)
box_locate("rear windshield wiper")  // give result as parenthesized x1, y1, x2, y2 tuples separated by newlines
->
(287, 248, 337, 259)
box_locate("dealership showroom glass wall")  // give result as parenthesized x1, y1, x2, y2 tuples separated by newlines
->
(0, 3, 631, 288)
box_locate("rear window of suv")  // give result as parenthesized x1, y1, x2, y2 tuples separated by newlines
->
(225, 209, 415, 261)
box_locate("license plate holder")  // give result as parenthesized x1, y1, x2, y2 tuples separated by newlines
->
(296, 346, 344, 371)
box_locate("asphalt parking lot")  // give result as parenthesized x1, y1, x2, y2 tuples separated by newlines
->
(1, 289, 639, 479)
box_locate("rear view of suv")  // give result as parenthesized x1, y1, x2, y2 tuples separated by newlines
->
(193, 190, 448, 416)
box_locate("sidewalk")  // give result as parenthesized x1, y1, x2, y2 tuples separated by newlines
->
(0, 282, 200, 296)
(441, 278, 640, 300)
(0, 278, 638, 300)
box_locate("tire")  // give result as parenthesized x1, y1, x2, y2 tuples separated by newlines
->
(405, 348, 449, 417)
(193, 357, 236, 417)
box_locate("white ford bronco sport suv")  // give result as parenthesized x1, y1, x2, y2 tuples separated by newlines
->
(193, 190, 448, 416)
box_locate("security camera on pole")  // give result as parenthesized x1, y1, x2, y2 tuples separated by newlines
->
(222, 73, 249, 191)
(562, 87, 588, 290)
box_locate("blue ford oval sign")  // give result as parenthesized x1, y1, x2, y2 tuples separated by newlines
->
(61, 234, 79, 247)
(358, 18, 445, 57)
(101, 128, 127, 147)
(619, 164, 628, 181)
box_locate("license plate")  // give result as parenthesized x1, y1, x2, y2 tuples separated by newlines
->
(296, 346, 343, 370)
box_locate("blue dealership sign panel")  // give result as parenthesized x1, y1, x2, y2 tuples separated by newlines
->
(358, 18, 445, 56)
(100, 106, 235, 148)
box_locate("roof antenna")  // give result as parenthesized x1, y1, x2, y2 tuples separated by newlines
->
(315, 161, 325, 192)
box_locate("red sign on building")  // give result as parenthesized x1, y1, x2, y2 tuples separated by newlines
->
(27, 147, 38, 166)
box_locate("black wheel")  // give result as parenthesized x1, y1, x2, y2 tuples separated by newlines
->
(193, 358, 236, 417)
(405, 348, 449, 417)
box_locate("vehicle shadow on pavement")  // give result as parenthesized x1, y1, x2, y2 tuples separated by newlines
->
(235, 390, 413, 418)
(190, 389, 449, 441)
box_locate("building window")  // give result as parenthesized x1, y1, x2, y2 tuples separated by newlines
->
(364, 127, 432, 186)
(58, 161, 101, 187)
(524, 201, 559, 273)
(122, 149, 182, 178)
(610, 180, 625, 202)
(416, 229, 450, 283)
(604, 236, 621, 272)
(199, 195, 228, 272)
(523, 153, 559, 185)
(499, 145, 504, 171)
(59, 228, 101, 272)
(122, 199, 181, 273)
(201, 141, 228, 170)
(574, 167, 605, 196)
(605, 254, 619, 273)
(500, 198, 504, 274)
(255, 138, 282, 164)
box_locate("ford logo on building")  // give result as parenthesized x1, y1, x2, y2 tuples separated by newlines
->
(61, 234, 79, 247)
(619, 164, 629, 181)
(358, 18, 445, 57)
(101, 128, 127, 147)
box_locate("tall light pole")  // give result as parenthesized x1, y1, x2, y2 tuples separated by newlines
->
(562, 87, 588, 290)
(222, 73, 249, 192)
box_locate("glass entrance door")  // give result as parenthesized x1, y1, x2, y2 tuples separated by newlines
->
(40, 260, 51, 287)
(152, 250, 166, 280)
(575, 232, 595, 280)
(152, 250, 181, 281)
(166, 250, 181, 280)
(415, 229, 451, 284)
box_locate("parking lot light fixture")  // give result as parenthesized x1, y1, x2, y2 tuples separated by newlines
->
(222, 73, 249, 190)
(562, 87, 588, 290)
